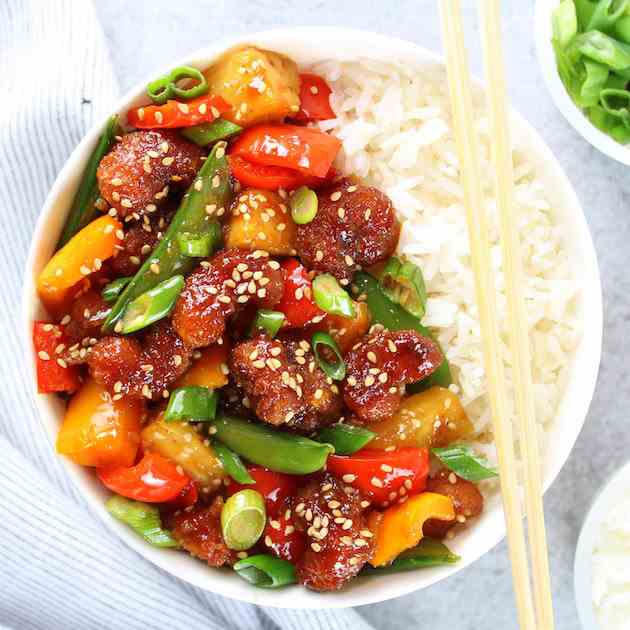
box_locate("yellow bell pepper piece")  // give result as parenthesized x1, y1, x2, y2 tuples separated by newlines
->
(174, 342, 229, 390)
(369, 492, 455, 566)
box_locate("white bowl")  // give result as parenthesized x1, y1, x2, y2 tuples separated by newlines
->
(534, 0, 630, 165)
(574, 460, 630, 629)
(22, 27, 603, 609)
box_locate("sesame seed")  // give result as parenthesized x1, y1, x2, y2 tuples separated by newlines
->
(354, 539, 368, 547)
(370, 477, 383, 488)
(330, 191, 342, 201)
(150, 262, 160, 274)
(212, 175, 221, 188)
(310, 543, 322, 552)
(367, 351, 377, 363)
(310, 85, 319, 94)
(449, 472, 457, 484)
(305, 508, 313, 521)
(388, 340, 397, 353)
(162, 156, 174, 166)
(315, 250, 324, 262)
(360, 500, 370, 509)
(404, 479, 413, 489)
(270, 520, 281, 530)
(314, 388, 323, 400)
(264, 535, 272, 547)
(37, 351, 50, 361)
(342, 519, 353, 530)
(338, 207, 345, 219)
(342, 474, 356, 483)
(364, 375, 375, 387)
(79, 265, 91, 276)
(380, 464, 393, 473)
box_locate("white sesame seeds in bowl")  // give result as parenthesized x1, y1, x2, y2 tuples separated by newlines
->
(22, 28, 601, 609)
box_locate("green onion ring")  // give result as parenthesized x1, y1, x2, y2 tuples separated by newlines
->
(146, 65, 208, 105)
(311, 331, 346, 380)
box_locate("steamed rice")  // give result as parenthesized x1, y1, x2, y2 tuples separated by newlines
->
(313, 59, 580, 449)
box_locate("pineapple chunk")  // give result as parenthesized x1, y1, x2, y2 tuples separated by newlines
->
(204, 46, 300, 126)
(141, 416, 224, 489)
(224, 187, 297, 255)
(370, 386, 475, 449)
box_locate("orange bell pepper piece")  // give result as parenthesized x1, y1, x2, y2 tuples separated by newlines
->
(368, 492, 455, 567)
(37, 215, 122, 312)
(174, 342, 230, 389)
(56, 378, 144, 468)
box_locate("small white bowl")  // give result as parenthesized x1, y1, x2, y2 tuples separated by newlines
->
(22, 27, 603, 609)
(534, 0, 630, 165)
(574, 461, 630, 629)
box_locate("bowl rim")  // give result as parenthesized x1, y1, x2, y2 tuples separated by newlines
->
(534, 0, 630, 166)
(574, 459, 630, 630)
(21, 26, 603, 609)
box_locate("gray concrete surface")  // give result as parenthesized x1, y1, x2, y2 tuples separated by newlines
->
(94, 1, 629, 627)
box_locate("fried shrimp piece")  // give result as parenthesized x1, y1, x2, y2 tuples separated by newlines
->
(296, 178, 400, 284)
(87, 320, 192, 400)
(97, 130, 203, 220)
(172, 248, 284, 349)
(343, 329, 443, 423)
(423, 471, 484, 539)
(293, 473, 374, 591)
(230, 335, 342, 432)
(167, 497, 236, 567)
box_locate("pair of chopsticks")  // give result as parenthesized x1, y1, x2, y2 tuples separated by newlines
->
(438, 1, 554, 629)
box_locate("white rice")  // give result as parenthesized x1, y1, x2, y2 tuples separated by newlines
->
(313, 59, 581, 451)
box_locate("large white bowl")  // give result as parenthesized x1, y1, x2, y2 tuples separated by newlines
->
(534, 0, 630, 165)
(22, 28, 603, 609)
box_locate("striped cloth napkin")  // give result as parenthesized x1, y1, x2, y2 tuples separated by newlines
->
(0, 2, 376, 628)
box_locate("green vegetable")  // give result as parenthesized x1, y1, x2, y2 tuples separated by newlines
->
(431, 444, 498, 482)
(120, 275, 184, 334)
(575, 0, 598, 30)
(312, 273, 355, 318)
(600, 86, 630, 123)
(106, 495, 179, 548)
(57, 115, 119, 249)
(586, 0, 628, 33)
(614, 14, 630, 42)
(176, 221, 221, 257)
(362, 539, 459, 575)
(553, 0, 579, 47)
(251, 309, 285, 338)
(379, 256, 427, 319)
(102, 276, 132, 304)
(164, 386, 219, 422)
(353, 271, 452, 390)
(221, 489, 266, 551)
(290, 186, 318, 224)
(213, 440, 254, 484)
(103, 141, 231, 332)
(181, 119, 243, 146)
(575, 30, 630, 69)
(213, 415, 334, 475)
(315, 423, 375, 455)
(147, 65, 208, 105)
(311, 331, 346, 380)
(581, 60, 610, 105)
(233, 555, 297, 588)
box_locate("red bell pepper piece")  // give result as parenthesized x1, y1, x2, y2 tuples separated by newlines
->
(97, 452, 191, 503)
(127, 94, 230, 129)
(276, 258, 324, 328)
(227, 466, 298, 516)
(327, 447, 430, 507)
(33, 321, 81, 394)
(262, 507, 306, 563)
(295, 73, 335, 122)
(166, 481, 198, 510)
(229, 124, 341, 178)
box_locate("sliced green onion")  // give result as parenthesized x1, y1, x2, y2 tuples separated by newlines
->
(379, 256, 427, 319)
(362, 538, 459, 575)
(181, 119, 243, 146)
(311, 331, 346, 380)
(221, 489, 266, 551)
(600, 87, 630, 121)
(614, 14, 630, 43)
(251, 309, 285, 338)
(580, 60, 610, 106)
(575, 30, 630, 70)
(106, 495, 179, 548)
(290, 186, 318, 224)
(431, 444, 498, 482)
(586, 0, 628, 33)
(165, 386, 218, 422)
(120, 274, 184, 334)
(610, 121, 630, 141)
(176, 221, 221, 258)
(102, 276, 132, 304)
(213, 440, 255, 484)
(552, 0, 578, 48)
(57, 115, 119, 249)
(147, 65, 208, 105)
(312, 274, 355, 318)
(315, 423, 375, 455)
(575, 0, 598, 30)
(233, 554, 297, 588)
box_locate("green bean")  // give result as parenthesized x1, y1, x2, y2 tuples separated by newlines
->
(213, 415, 333, 475)
(103, 141, 231, 332)
(181, 119, 243, 146)
(57, 115, 119, 249)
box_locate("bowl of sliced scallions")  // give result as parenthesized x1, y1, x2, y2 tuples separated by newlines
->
(536, 0, 630, 164)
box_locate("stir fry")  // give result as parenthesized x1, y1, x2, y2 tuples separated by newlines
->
(33, 45, 497, 592)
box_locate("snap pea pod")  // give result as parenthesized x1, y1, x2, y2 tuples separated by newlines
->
(361, 538, 459, 576)
(181, 119, 243, 146)
(352, 272, 452, 391)
(233, 554, 297, 588)
(314, 423, 375, 455)
(213, 440, 254, 484)
(57, 115, 119, 249)
(103, 141, 231, 332)
(102, 276, 132, 303)
(213, 415, 334, 475)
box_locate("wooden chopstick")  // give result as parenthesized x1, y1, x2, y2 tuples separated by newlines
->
(477, 1, 555, 627)
(437, 1, 537, 628)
